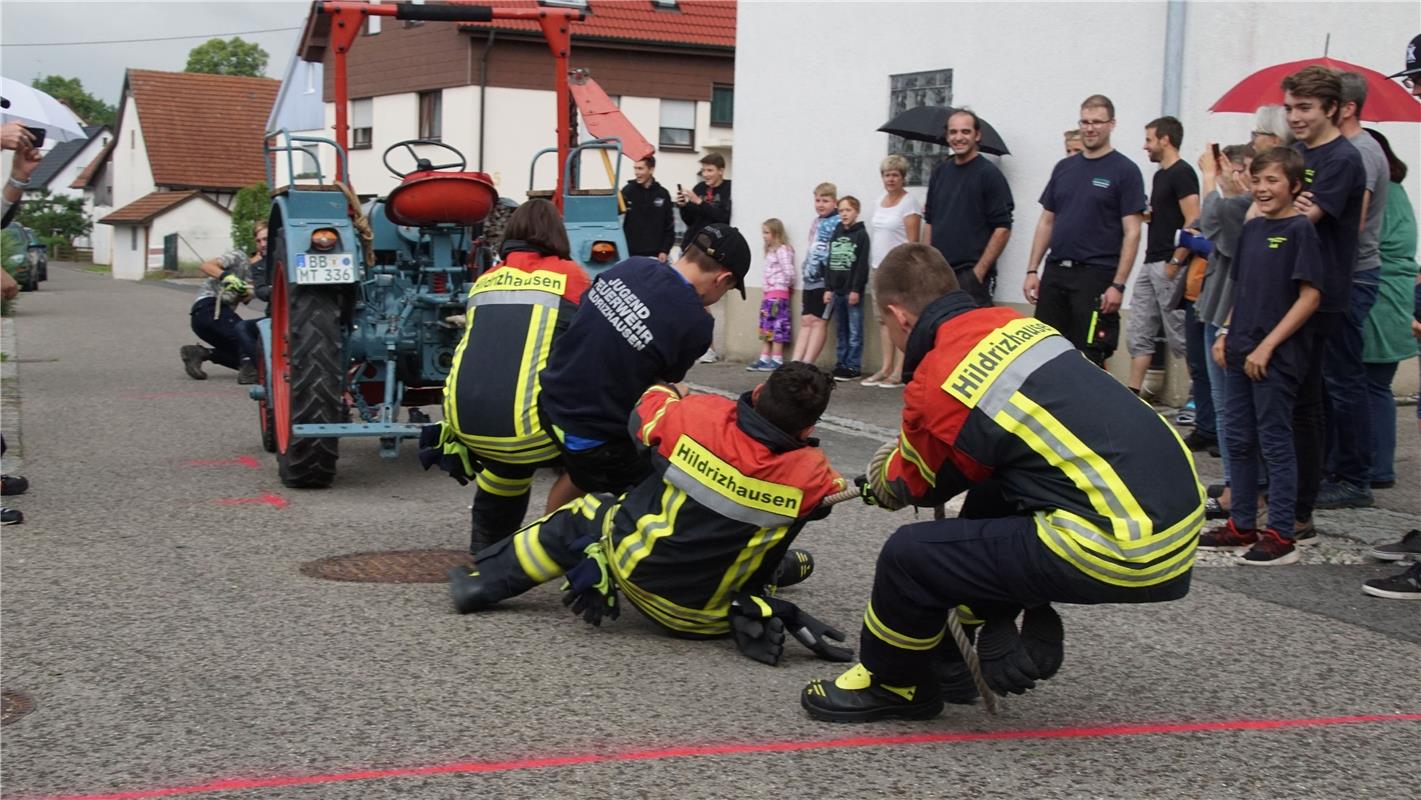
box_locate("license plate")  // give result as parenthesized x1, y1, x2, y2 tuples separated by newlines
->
(295, 253, 356, 284)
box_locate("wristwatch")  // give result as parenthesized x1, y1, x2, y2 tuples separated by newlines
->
(1167, 257, 1183, 267)
(1110, 282, 1126, 293)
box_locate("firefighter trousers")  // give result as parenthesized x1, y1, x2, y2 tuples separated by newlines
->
(860, 484, 1191, 686)
(469, 457, 560, 552)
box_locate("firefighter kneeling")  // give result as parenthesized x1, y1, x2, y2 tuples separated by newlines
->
(449, 362, 855, 666)
(801, 244, 1203, 722)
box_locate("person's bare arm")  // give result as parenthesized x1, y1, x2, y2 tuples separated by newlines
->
(1166, 193, 1201, 278)
(904, 214, 922, 245)
(1022, 211, 1055, 304)
(1357, 189, 1372, 235)
(1102, 214, 1142, 314)
(920, 221, 931, 245)
(974, 227, 1011, 279)
(199, 258, 226, 279)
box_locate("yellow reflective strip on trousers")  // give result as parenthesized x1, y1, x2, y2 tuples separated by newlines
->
(1035, 515, 1197, 588)
(617, 577, 729, 635)
(512, 526, 561, 583)
(614, 485, 684, 578)
(476, 470, 534, 497)
(863, 601, 945, 651)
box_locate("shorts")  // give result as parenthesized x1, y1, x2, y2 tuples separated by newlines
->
(759, 297, 793, 343)
(800, 288, 827, 319)
(539, 407, 652, 495)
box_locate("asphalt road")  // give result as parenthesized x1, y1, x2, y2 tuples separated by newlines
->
(1, 264, 1417, 800)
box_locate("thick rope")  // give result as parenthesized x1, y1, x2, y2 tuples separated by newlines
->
(336, 181, 376, 268)
(818, 460, 998, 715)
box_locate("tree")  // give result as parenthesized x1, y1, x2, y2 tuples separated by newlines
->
(185, 37, 269, 78)
(230, 183, 270, 254)
(30, 75, 115, 128)
(16, 190, 91, 250)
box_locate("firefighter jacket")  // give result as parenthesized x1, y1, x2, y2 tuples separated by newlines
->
(606, 385, 847, 635)
(880, 291, 1203, 588)
(442, 249, 591, 465)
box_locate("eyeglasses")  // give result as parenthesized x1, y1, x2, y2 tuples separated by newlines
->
(1077, 119, 1114, 128)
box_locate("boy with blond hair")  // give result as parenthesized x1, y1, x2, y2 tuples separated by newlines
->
(791, 182, 840, 365)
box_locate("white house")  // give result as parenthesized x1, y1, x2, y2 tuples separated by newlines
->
(83, 69, 279, 277)
(731, 1, 1421, 390)
(16, 125, 111, 250)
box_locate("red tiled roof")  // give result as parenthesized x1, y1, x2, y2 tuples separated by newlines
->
(71, 135, 117, 189)
(126, 69, 280, 191)
(459, 0, 736, 49)
(100, 190, 221, 225)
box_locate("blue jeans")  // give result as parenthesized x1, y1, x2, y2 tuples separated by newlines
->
(1203, 322, 1230, 483)
(1322, 270, 1379, 486)
(831, 293, 864, 371)
(1183, 301, 1215, 439)
(1225, 356, 1300, 537)
(1364, 360, 1399, 484)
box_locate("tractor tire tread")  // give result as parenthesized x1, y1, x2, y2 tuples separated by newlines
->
(277, 287, 341, 488)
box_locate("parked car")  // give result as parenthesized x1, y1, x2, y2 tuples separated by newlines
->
(1, 223, 46, 291)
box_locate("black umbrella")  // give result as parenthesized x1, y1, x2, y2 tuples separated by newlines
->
(878, 106, 1011, 156)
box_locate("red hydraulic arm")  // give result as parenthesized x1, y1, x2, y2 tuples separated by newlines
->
(307, 2, 582, 208)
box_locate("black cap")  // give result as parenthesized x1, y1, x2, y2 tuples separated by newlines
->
(689, 223, 751, 299)
(1389, 34, 1421, 79)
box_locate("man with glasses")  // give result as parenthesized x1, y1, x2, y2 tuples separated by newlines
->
(1023, 95, 1145, 366)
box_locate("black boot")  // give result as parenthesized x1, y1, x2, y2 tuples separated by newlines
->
(448, 566, 505, 614)
(180, 345, 210, 380)
(771, 548, 815, 589)
(802, 664, 943, 723)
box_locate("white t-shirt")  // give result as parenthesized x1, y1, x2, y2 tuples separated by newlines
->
(869, 192, 923, 269)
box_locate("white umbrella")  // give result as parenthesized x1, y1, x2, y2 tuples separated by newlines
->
(1, 76, 87, 144)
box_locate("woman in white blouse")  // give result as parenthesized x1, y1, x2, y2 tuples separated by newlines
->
(863, 155, 922, 387)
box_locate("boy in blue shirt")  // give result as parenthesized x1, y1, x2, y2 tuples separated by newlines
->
(791, 183, 840, 365)
(1199, 147, 1326, 566)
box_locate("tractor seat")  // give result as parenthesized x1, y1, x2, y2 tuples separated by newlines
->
(385, 170, 498, 227)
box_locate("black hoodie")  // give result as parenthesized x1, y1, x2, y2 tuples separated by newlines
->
(824, 220, 870, 295)
(621, 178, 676, 257)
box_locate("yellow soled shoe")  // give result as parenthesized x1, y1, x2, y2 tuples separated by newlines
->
(801, 663, 944, 723)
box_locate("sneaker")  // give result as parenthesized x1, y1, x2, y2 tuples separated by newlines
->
(830, 367, 850, 380)
(1368, 530, 1421, 562)
(1314, 480, 1374, 510)
(1, 474, 28, 496)
(698, 348, 719, 364)
(1240, 529, 1299, 566)
(1175, 409, 1196, 426)
(771, 548, 815, 589)
(833, 368, 861, 383)
(236, 362, 259, 385)
(0, 507, 23, 525)
(180, 345, 209, 380)
(801, 663, 944, 723)
(1361, 562, 1421, 600)
(1182, 430, 1217, 452)
(1198, 520, 1258, 552)
(1293, 518, 1318, 546)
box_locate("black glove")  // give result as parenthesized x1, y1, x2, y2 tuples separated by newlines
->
(729, 597, 786, 666)
(1020, 604, 1064, 680)
(730, 594, 853, 665)
(560, 541, 619, 627)
(975, 615, 1040, 696)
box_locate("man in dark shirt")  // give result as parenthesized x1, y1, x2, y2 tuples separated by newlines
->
(1126, 116, 1199, 394)
(923, 109, 1014, 306)
(620, 155, 675, 261)
(1279, 66, 1367, 527)
(676, 152, 732, 248)
(538, 223, 750, 497)
(1023, 95, 1146, 366)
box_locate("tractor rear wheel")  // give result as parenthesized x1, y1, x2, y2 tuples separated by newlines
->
(256, 331, 276, 454)
(271, 233, 341, 488)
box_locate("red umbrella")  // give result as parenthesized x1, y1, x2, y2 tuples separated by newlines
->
(1210, 57, 1421, 122)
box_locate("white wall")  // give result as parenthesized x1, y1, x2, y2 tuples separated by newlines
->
(110, 224, 144, 280)
(38, 134, 111, 203)
(152, 199, 234, 267)
(112, 99, 155, 212)
(732, 1, 1421, 373)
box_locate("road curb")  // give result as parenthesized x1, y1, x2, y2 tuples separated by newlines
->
(1, 313, 23, 473)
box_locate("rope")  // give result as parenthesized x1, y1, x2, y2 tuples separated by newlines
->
(817, 463, 997, 715)
(335, 181, 376, 268)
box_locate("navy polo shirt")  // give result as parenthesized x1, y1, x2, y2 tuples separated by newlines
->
(538, 257, 713, 443)
(1292, 137, 1365, 313)
(1039, 151, 1146, 267)
(1227, 214, 1326, 378)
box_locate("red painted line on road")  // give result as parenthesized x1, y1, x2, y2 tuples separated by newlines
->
(29, 712, 1421, 800)
(118, 391, 232, 401)
(184, 456, 261, 469)
(213, 493, 288, 509)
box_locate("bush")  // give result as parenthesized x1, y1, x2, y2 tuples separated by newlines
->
(230, 183, 269, 254)
(16, 190, 89, 251)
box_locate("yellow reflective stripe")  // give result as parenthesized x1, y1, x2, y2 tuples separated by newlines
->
(614, 485, 684, 578)
(704, 525, 788, 613)
(1035, 515, 1197, 588)
(442, 321, 477, 433)
(863, 601, 944, 651)
(512, 527, 561, 583)
(1048, 507, 1201, 560)
(955, 605, 983, 625)
(749, 596, 773, 617)
(895, 431, 937, 488)
(617, 578, 729, 635)
(475, 470, 534, 497)
(512, 304, 549, 438)
(638, 388, 679, 444)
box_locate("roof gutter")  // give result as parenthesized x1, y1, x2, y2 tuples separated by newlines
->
(1161, 0, 1186, 116)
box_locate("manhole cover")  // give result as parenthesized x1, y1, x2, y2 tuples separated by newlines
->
(2, 691, 35, 726)
(300, 549, 473, 583)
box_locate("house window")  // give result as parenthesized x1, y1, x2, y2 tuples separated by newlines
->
(365, 0, 381, 35)
(710, 84, 733, 127)
(351, 98, 373, 150)
(540, 0, 588, 8)
(130, 227, 138, 251)
(418, 91, 442, 141)
(888, 69, 953, 186)
(651, 0, 679, 8)
(659, 99, 695, 151)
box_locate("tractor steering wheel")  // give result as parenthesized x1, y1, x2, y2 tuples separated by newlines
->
(382, 139, 468, 178)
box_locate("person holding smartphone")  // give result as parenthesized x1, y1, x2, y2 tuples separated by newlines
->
(1, 122, 43, 228)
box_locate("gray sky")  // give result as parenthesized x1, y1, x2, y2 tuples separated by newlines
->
(1, 0, 314, 103)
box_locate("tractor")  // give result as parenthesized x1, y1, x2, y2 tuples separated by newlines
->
(252, 0, 653, 488)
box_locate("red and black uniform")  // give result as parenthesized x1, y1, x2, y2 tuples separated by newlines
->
(431, 248, 590, 549)
(861, 291, 1202, 684)
(459, 385, 846, 635)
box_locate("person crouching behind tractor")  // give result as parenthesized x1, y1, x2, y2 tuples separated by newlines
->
(181, 221, 267, 383)
(420, 199, 591, 552)
(449, 362, 857, 668)
(801, 243, 1203, 722)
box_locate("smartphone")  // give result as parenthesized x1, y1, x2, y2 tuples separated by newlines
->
(23, 126, 46, 149)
